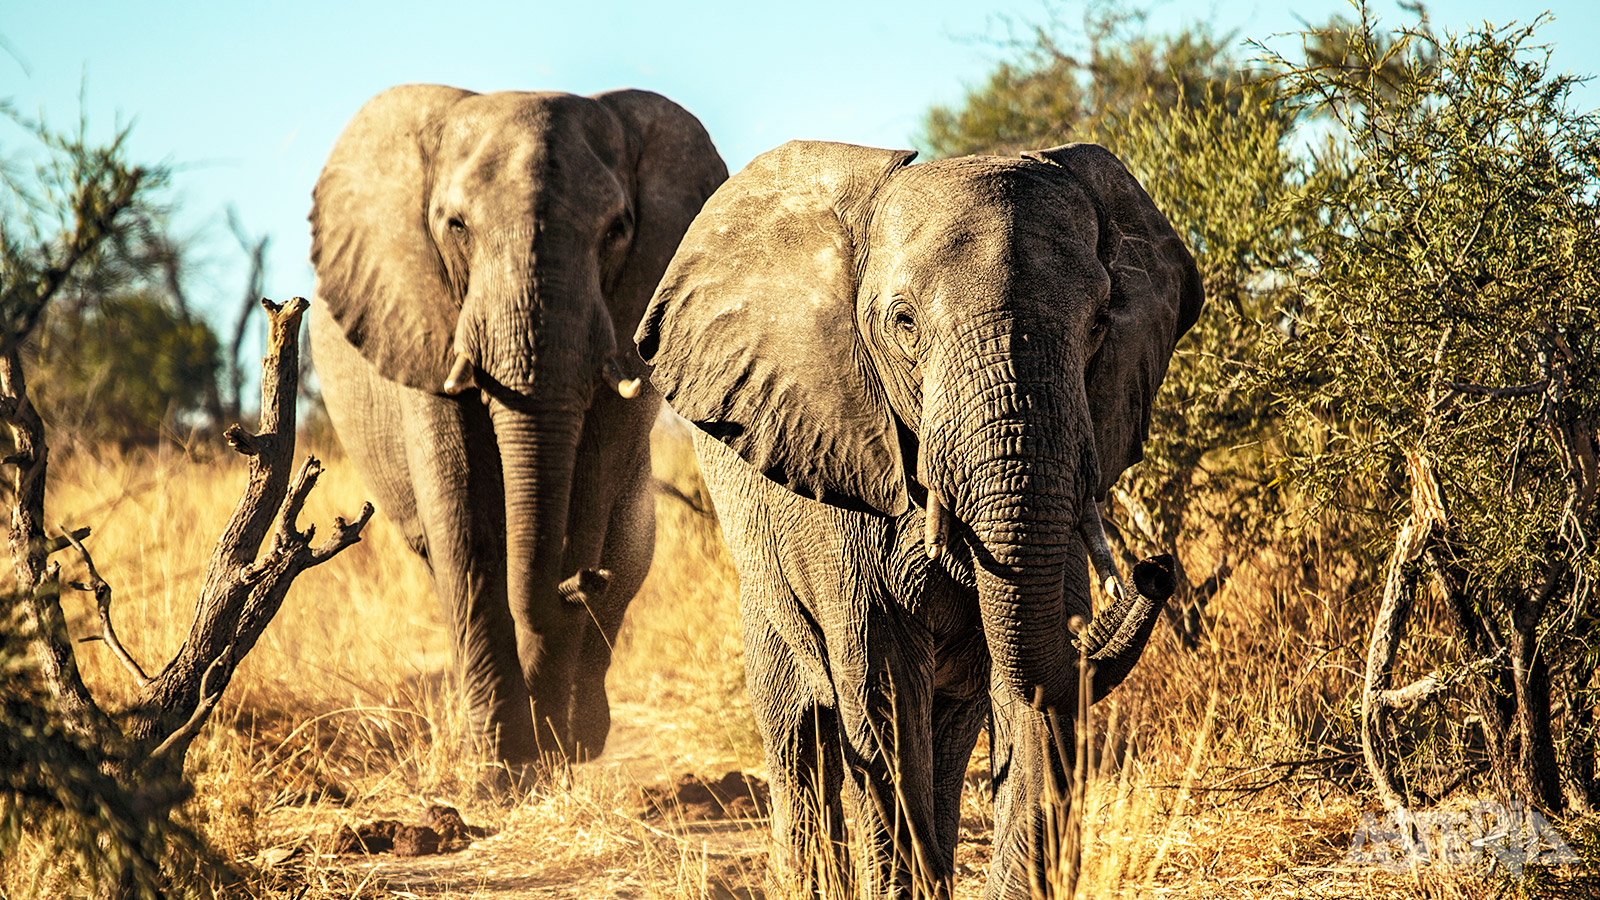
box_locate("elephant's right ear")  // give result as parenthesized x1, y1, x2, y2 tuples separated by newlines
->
(636, 141, 916, 517)
(310, 84, 474, 393)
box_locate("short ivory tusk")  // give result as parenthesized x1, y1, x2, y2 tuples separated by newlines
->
(603, 358, 641, 399)
(924, 490, 951, 560)
(442, 354, 476, 395)
(1081, 498, 1127, 603)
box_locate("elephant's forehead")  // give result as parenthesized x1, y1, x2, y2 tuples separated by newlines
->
(440, 92, 627, 168)
(874, 162, 1093, 264)
(882, 157, 1088, 227)
(866, 161, 1104, 306)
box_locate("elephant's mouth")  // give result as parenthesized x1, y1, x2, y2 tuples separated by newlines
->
(442, 351, 642, 404)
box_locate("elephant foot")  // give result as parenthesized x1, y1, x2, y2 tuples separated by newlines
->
(474, 757, 564, 804)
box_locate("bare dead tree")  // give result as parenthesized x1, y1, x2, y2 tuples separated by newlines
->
(3, 296, 371, 895)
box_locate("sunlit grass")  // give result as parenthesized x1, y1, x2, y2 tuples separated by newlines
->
(4, 424, 1589, 899)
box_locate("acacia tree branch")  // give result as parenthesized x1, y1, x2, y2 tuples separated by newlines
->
(124, 297, 371, 759)
(59, 523, 148, 686)
(0, 151, 149, 355)
(1362, 450, 1450, 810)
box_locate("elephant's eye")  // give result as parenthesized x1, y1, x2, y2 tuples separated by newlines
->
(887, 302, 919, 358)
(1090, 304, 1111, 337)
(447, 217, 468, 239)
(604, 216, 630, 246)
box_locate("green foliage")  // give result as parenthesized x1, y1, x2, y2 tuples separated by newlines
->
(0, 105, 162, 352)
(28, 290, 220, 445)
(2, 104, 223, 445)
(1265, 16, 1599, 597)
(1262, 10, 1599, 804)
(921, 3, 1248, 159)
(1106, 84, 1302, 543)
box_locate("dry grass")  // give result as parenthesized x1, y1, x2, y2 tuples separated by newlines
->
(5, 421, 1594, 899)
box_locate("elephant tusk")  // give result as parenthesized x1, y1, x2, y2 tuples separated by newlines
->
(443, 354, 477, 395)
(602, 358, 642, 399)
(1081, 498, 1128, 603)
(924, 490, 951, 560)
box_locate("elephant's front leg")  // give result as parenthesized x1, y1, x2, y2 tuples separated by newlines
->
(829, 601, 949, 899)
(549, 399, 658, 760)
(743, 598, 849, 896)
(984, 684, 1075, 900)
(401, 395, 538, 765)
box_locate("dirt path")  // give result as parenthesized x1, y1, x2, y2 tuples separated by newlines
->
(268, 699, 771, 899)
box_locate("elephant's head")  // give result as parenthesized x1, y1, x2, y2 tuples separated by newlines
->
(637, 140, 1200, 712)
(311, 85, 726, 758)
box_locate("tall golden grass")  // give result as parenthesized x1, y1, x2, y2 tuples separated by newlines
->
(5, 421, 1591, 898)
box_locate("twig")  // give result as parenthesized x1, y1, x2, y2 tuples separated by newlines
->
(1444, 380, 1547, 399)
(43, 525, 92, 555)
(59, 523, 148, 686)
(150, 646, 233, 760)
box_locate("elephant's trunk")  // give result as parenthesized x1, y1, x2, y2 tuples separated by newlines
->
(927, 342, 1092, 712)
(929, 351, 1173, 711)
(488, 393, 586, 761)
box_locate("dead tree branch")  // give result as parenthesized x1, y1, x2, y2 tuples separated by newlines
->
(3, 348, 109, 735)
(123, 297, 372, 755)
(60, 524, 148, 686)
(6, 294, 371, 794)
(1362, 449, 1449, 810)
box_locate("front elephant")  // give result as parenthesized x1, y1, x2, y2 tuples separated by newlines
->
(308, 85, 726, 768)
(638, 141, 1201, 897)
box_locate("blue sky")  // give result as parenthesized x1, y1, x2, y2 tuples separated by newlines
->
(5, 1, 1598, 337)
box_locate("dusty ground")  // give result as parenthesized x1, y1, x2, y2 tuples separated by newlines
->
(253, 698, 772, 900)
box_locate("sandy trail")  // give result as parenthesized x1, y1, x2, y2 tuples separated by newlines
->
(284, 698, 771, 899)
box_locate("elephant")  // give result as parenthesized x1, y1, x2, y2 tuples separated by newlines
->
(308, 84, 726, 770)
(636, 140, 1201, 898)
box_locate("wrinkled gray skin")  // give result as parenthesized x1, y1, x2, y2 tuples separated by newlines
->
(309, 85, 726, 767)
(638, 141, 1202, 898)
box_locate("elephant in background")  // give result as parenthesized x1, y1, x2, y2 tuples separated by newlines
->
(309, 85, 726, 769)
(638, 141, 1200, 897)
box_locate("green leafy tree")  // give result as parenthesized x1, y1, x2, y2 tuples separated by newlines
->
(922, 3, 1247, 159)
(1264, 11, 1599, 811)
(28, 290, 219, 446)
(3, 106, 222, 447)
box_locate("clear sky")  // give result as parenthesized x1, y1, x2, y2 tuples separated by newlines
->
(5, 1, 1598, 336)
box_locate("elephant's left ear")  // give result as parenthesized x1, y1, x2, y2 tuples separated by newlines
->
(593, 90, 728, 349)
(1024, 144, 1205, 496)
